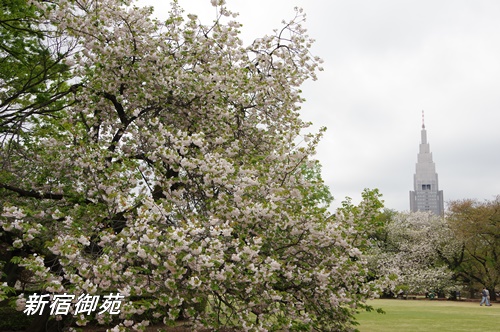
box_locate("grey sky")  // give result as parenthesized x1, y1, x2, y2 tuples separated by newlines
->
(137, 0, 500, 212)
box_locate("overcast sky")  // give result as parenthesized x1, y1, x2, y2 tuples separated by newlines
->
(137, 0, 500, 212)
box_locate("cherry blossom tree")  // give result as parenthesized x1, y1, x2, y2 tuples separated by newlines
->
(368, 211, 460, 297)
(1, 0, 384, 330)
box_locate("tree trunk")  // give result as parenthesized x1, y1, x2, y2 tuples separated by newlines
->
(489, 286, 497, 301)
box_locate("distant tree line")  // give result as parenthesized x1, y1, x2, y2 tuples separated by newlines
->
(367, 197, 500, 301)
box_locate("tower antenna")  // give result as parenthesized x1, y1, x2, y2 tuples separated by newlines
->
(422, 110, 425, 128)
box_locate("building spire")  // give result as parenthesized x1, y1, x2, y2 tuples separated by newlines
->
(421, 110, 427, 144)
(410, 111, 444, 216)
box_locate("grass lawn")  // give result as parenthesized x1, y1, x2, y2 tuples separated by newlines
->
(3, 298, 499, 331)
(356, 299, 499, 332)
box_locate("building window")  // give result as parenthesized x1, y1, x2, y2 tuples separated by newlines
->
(422, 184, 431, 190)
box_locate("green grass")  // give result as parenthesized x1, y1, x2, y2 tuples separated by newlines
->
(356, 299, 499, 332)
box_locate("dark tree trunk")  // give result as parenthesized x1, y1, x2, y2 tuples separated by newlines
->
(488, 286, 497, 301)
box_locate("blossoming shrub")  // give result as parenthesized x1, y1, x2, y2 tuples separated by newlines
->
(0, 0, 383, 330)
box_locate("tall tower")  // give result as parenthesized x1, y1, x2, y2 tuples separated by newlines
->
(409, 112, 444, 216)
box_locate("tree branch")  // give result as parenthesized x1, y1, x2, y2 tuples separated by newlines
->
(0, 183, 64, 200)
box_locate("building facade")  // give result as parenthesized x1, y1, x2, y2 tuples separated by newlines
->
(409, 114, 444, 216)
